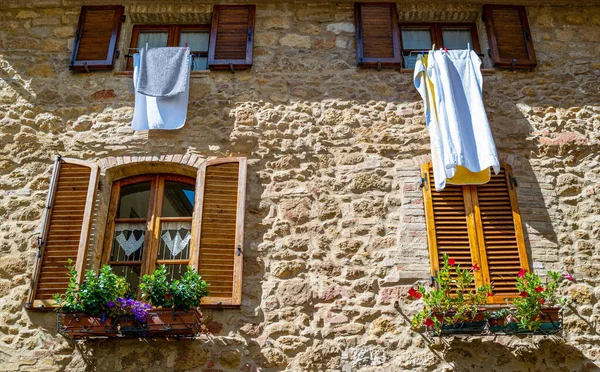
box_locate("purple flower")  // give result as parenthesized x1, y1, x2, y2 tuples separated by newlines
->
(108, 301, 115, 308)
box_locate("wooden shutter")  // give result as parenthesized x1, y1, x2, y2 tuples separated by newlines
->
(483, 5, 536, 69)
(27, 157, 99, 310)
(69, 5, 124, 71)
(471, 164, 529, 303)
(355, 3, 401, 68)
(422, 164, 483, 289)
(208, 5, 255, 70)
(192, 158, 247, 306)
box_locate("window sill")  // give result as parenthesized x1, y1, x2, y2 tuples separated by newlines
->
(400, 68, 496, 76)
(114, 70, 212, 77)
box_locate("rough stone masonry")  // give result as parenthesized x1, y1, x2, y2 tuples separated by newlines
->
(0, 0, 599, 371)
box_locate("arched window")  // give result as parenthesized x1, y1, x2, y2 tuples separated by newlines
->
(103, 174, 196, 292)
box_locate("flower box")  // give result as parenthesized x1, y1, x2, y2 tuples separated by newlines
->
(57, 313, 118, 339)
(147, 308, 202, 337)
(505, 307, 562, 335)
(430, 310, 487, 336)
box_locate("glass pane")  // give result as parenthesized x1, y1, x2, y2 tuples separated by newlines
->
(162, 181, 195, 217)
(118, 182, 151, 218)
(442, 29, 473, 50)
(157, 221, 191, 260)
(164, 264, 187, 282)
(111, 265, 141, 295)
(402, 29, 432, 50)
(179, 31, 209, 51)
(403, 55, 420, 69)
(110, 222, 146, 262)
(191, 56, 208, 71)
(137, 31, 168, 50)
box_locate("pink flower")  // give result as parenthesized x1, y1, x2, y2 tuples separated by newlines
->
(517, 268, 526, 278)
(408, 287, 422, 299)
(472, 263, 480, 271)
(424, 318, 435, 328)
(535, 286, 544, 293)
(563, 272, 574, 282)
(448, 258, 456, 266)
(519, 291, 528, 298)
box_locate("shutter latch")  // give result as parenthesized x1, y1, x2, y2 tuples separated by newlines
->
(420, 172, 429, 191)
(509, 173, 518, 189)
(237, 245, 242, 256)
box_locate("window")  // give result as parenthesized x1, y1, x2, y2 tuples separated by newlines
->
(421, 162, 530, 304)
(400, 23, 480, 69)
(102, 174, 196, 293)
(126, 25, 210, 71)
(27, 157, 247, 309)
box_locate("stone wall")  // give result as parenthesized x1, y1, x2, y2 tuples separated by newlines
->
(1, 1, 599, 371)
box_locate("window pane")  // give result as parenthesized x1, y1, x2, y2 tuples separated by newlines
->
(137, 31, 168, 50)
(158, 221, 191, 260)
(162, 181, 195, 217)
(179, 31, 209, 51)
(192, 57, 208, 71)
(111, 222, 146, 262)
(401, 28, 432, 50)
(118, 182, 151, 218)
(442, 29, 473, 50)
(164, 264, 187, 282)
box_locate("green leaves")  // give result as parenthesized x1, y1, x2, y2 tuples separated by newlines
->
(513, 269, 566, 331)
(140, 265, 209, 310)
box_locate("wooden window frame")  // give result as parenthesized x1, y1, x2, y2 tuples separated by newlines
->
(422, 162, 530, 304)
(102, 174, 196, 291)
(126, 24, 211, 70)
(399, 23, 481, 68)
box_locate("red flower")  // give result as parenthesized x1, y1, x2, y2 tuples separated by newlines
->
(408, 287, 422, 299)
(539, 298, 546, 305)
(487, 292, 493, 297)
(517, 268, 526, 278)
(448, 258, 456, 266)
(424, 318, 435, 328)
(519, 291, 528, 298)
(535, 286, 544, 293)
(472, 263, 480, 271)
(165, 294, 173, 300)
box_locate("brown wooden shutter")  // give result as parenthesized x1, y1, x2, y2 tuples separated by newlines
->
(355, 3, 401, 68)
(483, 5, 536, 69)
(192, 158, 247, 306)
(69, 5, 124, 71)
(208, 5, 255, 70)
(27, 157, 99, 310)
(471, 164, 529, 303)
(421, 164, 483, 288)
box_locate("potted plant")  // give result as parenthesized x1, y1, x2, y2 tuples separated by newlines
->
(508, 269, 568, 334)
(54, 260, 130, 338)
(410, 254, 492, 335)
(140, 265, 209, 336)
(107, 297, 152, 336)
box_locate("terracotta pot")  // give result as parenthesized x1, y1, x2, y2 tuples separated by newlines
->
(58, 313, 116, 338)
(146, 308, 202, 337)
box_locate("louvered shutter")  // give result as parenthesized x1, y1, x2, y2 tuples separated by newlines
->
(208, 5, 255, 70)
(27, 157, 99, 310)
(483, 5, 536, 69)
(192, 158, 247, 306)
(355, 3, 401, 68)
(471, 165, 529, 303)
(421, 164, 483, 289)
(69, 5, 124, 71)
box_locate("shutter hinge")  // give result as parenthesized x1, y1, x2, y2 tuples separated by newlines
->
(122, 15, 126, 23)
(524, 31, 531, 42)
(420, 172, 429, 190)
(237, 245, 242, 256)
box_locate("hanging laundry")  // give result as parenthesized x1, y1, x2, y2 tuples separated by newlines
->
(414, 49, 499, 191)
(137, 47, 190, 97)
(132, 48, 192, 131)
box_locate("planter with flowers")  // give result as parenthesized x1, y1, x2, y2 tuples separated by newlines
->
(55, 261, 208, 339)
(409, 254, 492, 336)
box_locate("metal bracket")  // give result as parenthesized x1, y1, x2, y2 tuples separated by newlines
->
(376, 60, 382, 71)
(83, 61, 90, 73)
(122, 15, 126, 23)
(229, 63, 235, 74)
(510, 59, 517, 71)
(115, 50, 120, 59)
(487, 48, 492, 58)
(509, 173, 518, 189)
(237, 245, 242, 256)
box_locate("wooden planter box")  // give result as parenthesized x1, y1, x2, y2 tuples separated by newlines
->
(58, 308, 202, 339)
(505, 307, 562, 335)
(57, 313, 118, 339)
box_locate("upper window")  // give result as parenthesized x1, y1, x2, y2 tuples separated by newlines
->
(399, 23, 480, 69)
(421, 162, 530, 304)
(127, 25, 210, 71)
(27, 157, 248, 310)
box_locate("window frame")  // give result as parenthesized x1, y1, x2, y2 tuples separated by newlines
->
(101, 173, 197, 294)
(399, 22, 481, 68)
(126, 24, 211, 71)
